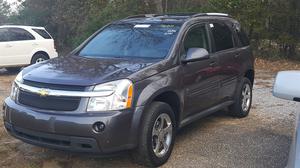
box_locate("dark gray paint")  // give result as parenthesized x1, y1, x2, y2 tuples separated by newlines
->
(3, 15, 255, 154)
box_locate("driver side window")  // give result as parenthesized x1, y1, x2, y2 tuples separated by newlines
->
(182, 25, 209, 57)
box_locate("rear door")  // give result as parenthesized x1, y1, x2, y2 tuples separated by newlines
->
(5, 28, 36, 66)
(209, 22, 240, 102)
(0, 28, 12, 67)
(181, 23, 221, 117)
(32, 28, 57, 58)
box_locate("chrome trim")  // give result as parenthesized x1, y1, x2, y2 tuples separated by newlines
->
(15, 81, 114, 97)
(206, 13, 229, 16)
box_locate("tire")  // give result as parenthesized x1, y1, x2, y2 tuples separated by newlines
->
(31, 53, 49, 64)
(5, 67, 21, 73)
(228, 77, 253, 118)
(132, 102, 176, 167)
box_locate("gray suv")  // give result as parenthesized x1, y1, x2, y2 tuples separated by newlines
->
(3, 13, 254, 167)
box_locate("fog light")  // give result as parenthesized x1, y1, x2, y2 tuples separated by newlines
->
(92, 122, 105, 133)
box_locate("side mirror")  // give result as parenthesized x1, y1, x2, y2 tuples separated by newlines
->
(182, 48, 209, 64)
(273, 71, 300, 102)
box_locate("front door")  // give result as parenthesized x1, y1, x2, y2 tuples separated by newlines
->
(181, 23, 221, 118)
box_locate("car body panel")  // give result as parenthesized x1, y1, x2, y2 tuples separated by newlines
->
(287, 107, 300, 168)
(3, 15, 254, 154)
(273, 71, 300, 168)
(0, 25, 58, 68)
(22, 56, 161, 86)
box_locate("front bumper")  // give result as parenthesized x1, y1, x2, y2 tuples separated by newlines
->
(3, 98, 143, 154)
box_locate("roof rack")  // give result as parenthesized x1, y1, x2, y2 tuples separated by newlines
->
(192, 13, 230, 18)
(124, 13, 230, 20)
(125, 14, 162, 19)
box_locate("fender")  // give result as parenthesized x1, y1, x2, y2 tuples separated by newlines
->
(128, 66, 183, 145)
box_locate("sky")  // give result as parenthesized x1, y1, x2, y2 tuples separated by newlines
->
(5, 0, 22, 11)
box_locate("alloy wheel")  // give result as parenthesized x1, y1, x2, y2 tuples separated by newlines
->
(241, 83, 251, 112)
(35, 58, 45, 63)
(152, 113, 173, 158)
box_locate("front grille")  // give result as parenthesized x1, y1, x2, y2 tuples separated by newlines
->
(23, 80, 86, 91)
(18, 90, 81, 111)
(18, 80, 85, 111)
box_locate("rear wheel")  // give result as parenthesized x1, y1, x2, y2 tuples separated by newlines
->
(228, 77, 253, 118)
(31, 53, 49, 64)
(132, 102, 176, 167)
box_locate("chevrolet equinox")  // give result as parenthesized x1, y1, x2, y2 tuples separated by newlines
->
(3, 13, 255, 167)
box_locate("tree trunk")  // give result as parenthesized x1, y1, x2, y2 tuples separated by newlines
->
(153, 0, 163, 13)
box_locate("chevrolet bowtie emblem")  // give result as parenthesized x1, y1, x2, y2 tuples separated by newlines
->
(38, 89, 50, 97)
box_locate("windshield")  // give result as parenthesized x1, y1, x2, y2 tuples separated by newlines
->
(78, 23, 181, 59)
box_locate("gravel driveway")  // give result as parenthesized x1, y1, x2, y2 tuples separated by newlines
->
(0, 67, 296, 168)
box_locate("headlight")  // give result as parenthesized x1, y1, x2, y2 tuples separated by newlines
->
(10, 70, 23, 101)
(15, 70, 23, 83)
(87, 79, 133, 112)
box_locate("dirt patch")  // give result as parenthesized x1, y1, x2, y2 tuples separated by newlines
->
(255, 58, 300, 72)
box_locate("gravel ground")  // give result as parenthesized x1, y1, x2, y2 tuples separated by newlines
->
(0, 67, 297, 168)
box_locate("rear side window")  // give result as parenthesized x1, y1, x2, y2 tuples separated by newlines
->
(184, 25, 209, 53)
(32, 29, 52, 39)
(210, 23, 234, 52)
(237, 29, 250, 47)
(0, 28, 10, 42)
(8, 28, 35, 41)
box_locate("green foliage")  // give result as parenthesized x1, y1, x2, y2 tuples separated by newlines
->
(6, 0, 300, 58)
(0, 0, 10, 24)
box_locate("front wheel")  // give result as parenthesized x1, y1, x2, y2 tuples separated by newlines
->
(228, 77, 253, 118)
(132, 102, 176, 167)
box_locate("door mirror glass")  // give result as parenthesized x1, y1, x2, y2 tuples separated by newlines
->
(182, 48, 209, 63)
(273, 71, 300, 102)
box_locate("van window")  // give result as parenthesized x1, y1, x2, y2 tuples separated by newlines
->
(0, 28, 10, 42)
(210, 23, 234, 52)
(32, 29, 52, 39)
(8, 28, 35, 41)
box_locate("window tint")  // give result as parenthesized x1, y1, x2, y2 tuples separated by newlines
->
(8, 28, 35, 41)
(211, 23, 234, 52)
(0, 28, 10, 42)
(183, 25, 209, 53)
(32, 28, 52, 39)
(237, 29, 250, 46)
(78, 24, 181, 59)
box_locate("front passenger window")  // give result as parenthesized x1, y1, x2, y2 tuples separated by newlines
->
(183, 25, 209, 56)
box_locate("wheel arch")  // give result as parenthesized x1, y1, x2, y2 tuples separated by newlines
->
(244, 69, 255, 86)
(30, 51, 50, 64)
(139, 88, 182, 129)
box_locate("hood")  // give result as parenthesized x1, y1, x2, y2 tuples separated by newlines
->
(22, 56, 160, 86)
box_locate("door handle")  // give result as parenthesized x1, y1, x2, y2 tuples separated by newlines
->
(209, 61, 217, 67)
(5, 44, 12, 48)
(234, 53, 240, 58)
(32, 43, 38, 46)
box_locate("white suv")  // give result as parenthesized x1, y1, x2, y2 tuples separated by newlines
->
(0, 25, 58, 72)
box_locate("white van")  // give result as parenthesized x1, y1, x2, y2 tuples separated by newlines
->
(0, 25, 58, 72)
